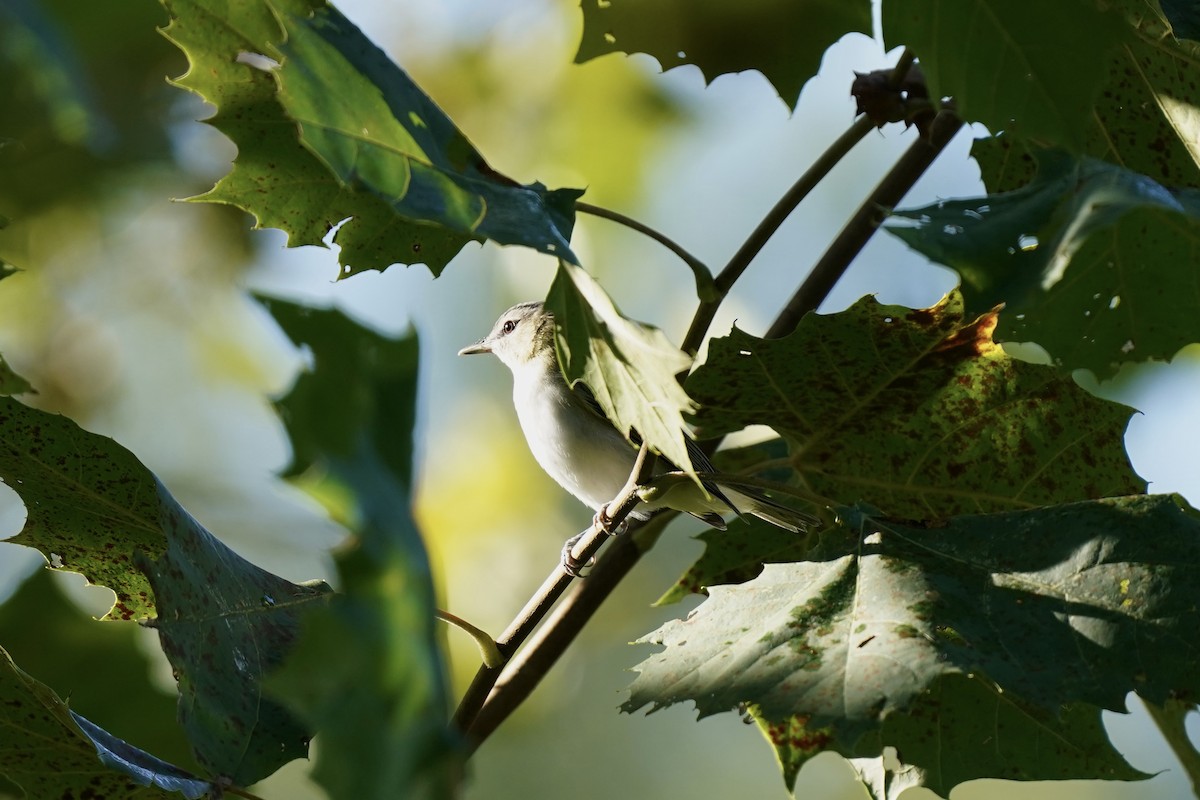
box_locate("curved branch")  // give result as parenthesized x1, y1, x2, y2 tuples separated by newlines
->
(765, 110, 963, 338)
(680, 114, 876, 354)
(576, 202, 716, 301)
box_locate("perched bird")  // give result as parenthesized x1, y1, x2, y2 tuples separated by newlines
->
(459, 302, 814, 544)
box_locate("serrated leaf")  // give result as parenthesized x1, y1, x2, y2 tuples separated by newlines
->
(0, 646, 211, 800)
(627, 496, 1192, 789)
(686, 292, 1143, 519)
(134, 482, 332, 786)
(889, 154, 1200, 377)
(657, 520, 806, 605)
(882, 0, 1128, 149)
(161, 0, 581, 277)
(576, 0, 871, 108)
(264, 307, 458, 799)
(0, 570, 194, 771)
(851, 675, 1146, 796)
(972, 2, 1200, 192)
(0, 396, 166, 620)
(546, 261, 696, 481)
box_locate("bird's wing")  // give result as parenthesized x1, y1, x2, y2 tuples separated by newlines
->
(572, 380, 738, 514)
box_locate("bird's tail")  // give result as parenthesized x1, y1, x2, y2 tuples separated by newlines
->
(719, 484, 819, 533)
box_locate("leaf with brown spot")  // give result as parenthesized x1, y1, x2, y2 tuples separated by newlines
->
(0, 646, 211, 799)
(0, 396, 166, 620)
(135, 491, 332, 786)
(686, 291, 1143, 519)
(890, 155, 1200, 377)
(628, 496, 1188, 791)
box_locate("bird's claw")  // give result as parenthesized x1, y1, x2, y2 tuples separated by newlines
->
(560, 531, 594, 577)
(592, 508, 628, 536)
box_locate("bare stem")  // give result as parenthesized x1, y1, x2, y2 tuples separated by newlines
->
(765, 110, 963, 338)
(436, 609, 502, 669)
(225, 786, 268, 800)
(576, 201, 716, 301)
(681, 114, 876, 354)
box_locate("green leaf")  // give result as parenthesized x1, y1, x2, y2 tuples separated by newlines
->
(546, 261, 697, 481)
(627, 495, 1191, 790)
(576, 0, 871, 108)
(264, 306, 458, 799)
(882, 0, 1128, 149)
(0, 396, 166, 620)
(686, 291, 1143, 518)
(133, 482, 332, 786)
(851, 675, 1147, 796)
(972, 2, 1200, 192)
(889, 154, 1200, 377)
(0, 570, 195, 771)
(0, 0, 180, 215)
(261, 296, 418, 484)
(161, 0, 581, 277)
(656, 520, 805, 605)
(0, 646, 211, 799)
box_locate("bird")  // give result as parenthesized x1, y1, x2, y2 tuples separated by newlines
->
(459, 301, 815, 561)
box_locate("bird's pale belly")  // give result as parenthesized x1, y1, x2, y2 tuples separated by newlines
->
(515, 385, 637, 511)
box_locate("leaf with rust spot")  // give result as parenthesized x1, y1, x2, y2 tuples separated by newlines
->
(686, 291, 1144, 519)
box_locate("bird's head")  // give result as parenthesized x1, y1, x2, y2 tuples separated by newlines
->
(459, 301, 557, 370)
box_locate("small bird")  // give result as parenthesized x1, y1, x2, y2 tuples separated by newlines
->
(459, 302, 814, 548)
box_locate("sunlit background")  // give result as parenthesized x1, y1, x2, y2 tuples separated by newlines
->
(1, 0, 1197, 798)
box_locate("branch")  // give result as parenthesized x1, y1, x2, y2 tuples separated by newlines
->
(576, 201, 717, 301)
(765, 110, 963, 339)
(681, 114, 875, 354)
(465, 518, 667, 745)
(451, 444, 657, 734)
(1143, 698, 1200, 797)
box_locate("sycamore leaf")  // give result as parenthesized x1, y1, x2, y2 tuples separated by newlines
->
(889, 154, 1200, 377)
(972, 1, 1200, 192)
(576, 0, 871, 109)
(0, 647, 211, 799)
(546, 261, 697, 481)
(0, 570, 194, 771)
(627, 495, 1191, 790)
(134, 486, 331, 786)
(686, 291, 1144, 519)
(0, 396, 166, 621)
(263, 305, 458, 799)
(882, 0, 1128, 150)
(850, 675, 1146, 797)
(161, 0, 580, 277)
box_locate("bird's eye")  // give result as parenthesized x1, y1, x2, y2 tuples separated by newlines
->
(501, 320, 517, 335)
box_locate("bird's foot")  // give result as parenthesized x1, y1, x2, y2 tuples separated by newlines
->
(560, 531, 594, 578)
(592, 507, 628, 537)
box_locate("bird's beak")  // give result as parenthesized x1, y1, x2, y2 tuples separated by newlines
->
(458, 340, 491, 356)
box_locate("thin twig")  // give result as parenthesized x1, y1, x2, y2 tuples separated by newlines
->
(1143, 698, 1200, 797)
(765, 110, 963, 338)
(681, 114, 876, 354)
(576, 201, 716, 301)
(225, 786, 268, 800)
(452, 445, 656, 734)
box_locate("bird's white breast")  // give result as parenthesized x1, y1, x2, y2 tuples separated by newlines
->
(511, 361, 637, 511)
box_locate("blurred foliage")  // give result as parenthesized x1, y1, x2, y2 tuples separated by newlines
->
(0, 0, 180, 215)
